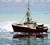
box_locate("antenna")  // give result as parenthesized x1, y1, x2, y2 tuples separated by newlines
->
(28, 0, 30, 12)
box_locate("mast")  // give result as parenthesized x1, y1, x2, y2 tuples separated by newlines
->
(24, 0, 32, 24)
(26, 0, 31, 23)
(24, 0, 36, 26)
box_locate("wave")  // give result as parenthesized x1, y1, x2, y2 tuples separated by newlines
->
(0, 21, 18, 32)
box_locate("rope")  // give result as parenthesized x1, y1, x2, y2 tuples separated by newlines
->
(19, 15, 26, 24)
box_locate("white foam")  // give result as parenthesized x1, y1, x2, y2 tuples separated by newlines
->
(0, 21, 19, 32)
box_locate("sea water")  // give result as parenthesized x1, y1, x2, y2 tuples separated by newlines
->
(0, 32, 50, 45)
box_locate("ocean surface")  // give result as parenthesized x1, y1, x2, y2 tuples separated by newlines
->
(0, 31, 50, 45)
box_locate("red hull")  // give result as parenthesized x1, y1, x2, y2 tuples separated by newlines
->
(12, 25, 48, 33)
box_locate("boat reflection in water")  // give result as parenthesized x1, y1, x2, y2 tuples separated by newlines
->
(13, 33, 48, 45)
(13, 33, 48, 39)
(0, 32, 48, 45)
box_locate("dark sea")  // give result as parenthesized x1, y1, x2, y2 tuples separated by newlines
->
(0, 32, 50, 45)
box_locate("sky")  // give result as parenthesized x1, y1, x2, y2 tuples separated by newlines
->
(0, 0, 50, 24)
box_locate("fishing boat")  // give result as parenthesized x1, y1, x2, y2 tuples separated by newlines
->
(12, 0, 48, 38)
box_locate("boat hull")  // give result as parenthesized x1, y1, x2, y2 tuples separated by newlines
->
(12, 25, 48, 33)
